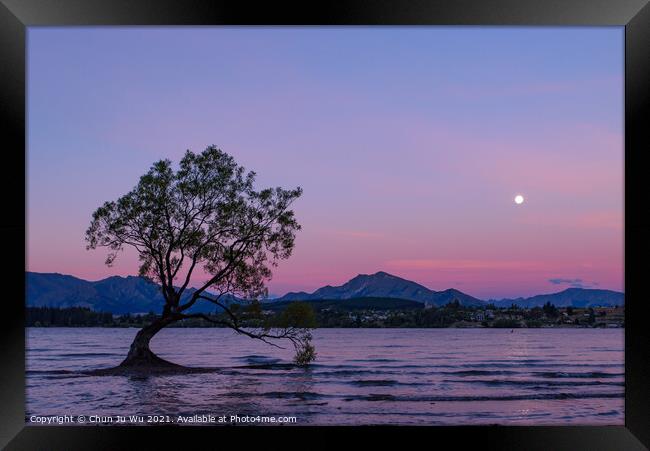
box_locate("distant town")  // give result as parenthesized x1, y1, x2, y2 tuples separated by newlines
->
(26, 300, 624, 329)
(307, 302, 625, 328)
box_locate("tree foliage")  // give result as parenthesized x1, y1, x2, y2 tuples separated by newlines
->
(542, 301, 559, 318)
(86, 146, 315, 363)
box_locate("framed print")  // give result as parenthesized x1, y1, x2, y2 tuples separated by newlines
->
(1, 0, 649, 449)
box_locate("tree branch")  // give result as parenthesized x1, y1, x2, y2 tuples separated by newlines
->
(180, 313, 288, 349)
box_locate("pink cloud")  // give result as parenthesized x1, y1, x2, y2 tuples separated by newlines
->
(515, 210, 623, 230)
(385, 259, 546, 271)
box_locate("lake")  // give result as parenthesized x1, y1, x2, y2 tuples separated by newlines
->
(26, 328, 624, 425)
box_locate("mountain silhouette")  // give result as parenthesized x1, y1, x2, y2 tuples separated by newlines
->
(26, 271, 624, 313)
(491, 287, 624, 308)
(26, 272, 232, 314)
(277, 271, 623, 308)
(278, 271, 484, 306)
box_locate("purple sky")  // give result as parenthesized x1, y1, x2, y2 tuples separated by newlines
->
(27, 27, 624, 300)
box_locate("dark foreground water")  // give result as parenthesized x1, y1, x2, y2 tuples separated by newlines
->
(26, 328, 624, 425)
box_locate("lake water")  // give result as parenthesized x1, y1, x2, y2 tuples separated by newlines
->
(26, 328, 624, 425)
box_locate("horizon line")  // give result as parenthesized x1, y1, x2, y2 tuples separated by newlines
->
(24, 270, 625, 301)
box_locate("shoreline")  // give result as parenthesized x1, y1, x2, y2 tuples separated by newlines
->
(24, 324, 624, 329)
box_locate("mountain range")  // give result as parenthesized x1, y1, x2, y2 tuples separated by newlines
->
(25, 271, 624, 314)
(277, 271, 623, 308)
(278, 271, 484, 306)
(26, 272, 231, 314)
(489, 288, 625, 308)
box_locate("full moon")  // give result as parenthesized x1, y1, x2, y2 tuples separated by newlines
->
(514, 194, 525, 205)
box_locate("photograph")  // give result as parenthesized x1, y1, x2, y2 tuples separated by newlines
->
(25, 26, 625, 427)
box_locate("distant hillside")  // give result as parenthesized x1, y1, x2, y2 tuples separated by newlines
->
(26, 271, 624, 314)
(279, 271, 623, 308)
(265, 297, 424, 312)
(492, 288, 624, 308)
(26, 272, 232, 314)
(278, 271, 484, 307)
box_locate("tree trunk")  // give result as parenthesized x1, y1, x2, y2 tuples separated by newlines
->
(119, 315, 181, 367)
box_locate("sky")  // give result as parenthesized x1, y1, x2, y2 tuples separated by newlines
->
(27, 27, 624, 300)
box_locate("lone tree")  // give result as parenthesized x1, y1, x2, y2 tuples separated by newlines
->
(86, 145, 314, 369)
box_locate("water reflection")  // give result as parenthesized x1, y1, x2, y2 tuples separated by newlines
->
(26, 328, 624, 425)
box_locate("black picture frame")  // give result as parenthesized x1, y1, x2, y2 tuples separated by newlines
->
(1, 1, 648, 449)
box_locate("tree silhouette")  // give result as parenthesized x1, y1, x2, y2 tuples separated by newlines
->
(542, 301, 559, 318)
(86, 145, 312, 368)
